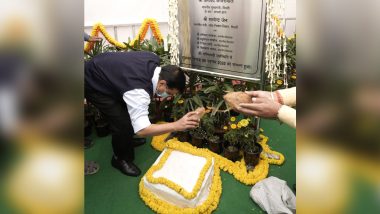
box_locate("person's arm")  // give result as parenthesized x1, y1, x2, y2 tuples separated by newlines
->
(84, 32, 90, 41)
(123, 90, 199, 137)
(237, 97, 296, 128)
(84, 32, 102, 42)
(278, 105, 296, 128)
(276, 87, 296, 107)
(136, 112, 199, 137)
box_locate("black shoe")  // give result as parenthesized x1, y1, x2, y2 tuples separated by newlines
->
(132, 137, 146, 147)
(111, 156, 141, 177)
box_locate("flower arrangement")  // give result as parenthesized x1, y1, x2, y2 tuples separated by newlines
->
(84, 23, 127, 53)
(129, 18, 164, 46)
(223, 117, 253, 146)
(145, 148, 212, 200)
(150, 131, 285, 185)
(84, 18, 164, 53)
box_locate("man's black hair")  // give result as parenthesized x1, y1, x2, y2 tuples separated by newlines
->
(159, 65, 186, 93)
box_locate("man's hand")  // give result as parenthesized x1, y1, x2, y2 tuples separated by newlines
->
(237, 97, 282, 118)
(245, 91, 279, 103)
(88, 36, 102, 42)
(174, 112, 200, 131)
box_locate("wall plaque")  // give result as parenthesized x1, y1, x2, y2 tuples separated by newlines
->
(178, 0, 266, 81)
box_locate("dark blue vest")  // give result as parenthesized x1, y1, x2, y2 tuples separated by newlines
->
(85, 51, 160, 100)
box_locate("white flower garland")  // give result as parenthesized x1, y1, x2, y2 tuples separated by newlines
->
(265, 0, 287, 89)
(168, 0, 179, 65)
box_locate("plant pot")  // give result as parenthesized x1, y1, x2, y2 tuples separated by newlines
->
(230, 110, 240, 117)
(176, 132, 190, 142)
(191, 136, 203, 148)
(224, 145, 240, 162)
(84, 120, 92, 137)
(208, 139, 222, 154)
(214, 128, 226, 142)
(243, 143, 263, 170)
(95, 119, 110, 137)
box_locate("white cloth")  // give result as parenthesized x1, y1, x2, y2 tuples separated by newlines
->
(122, 67, 161, 133)
(250, 176, 296, 214)
(143, 149, 215, 208)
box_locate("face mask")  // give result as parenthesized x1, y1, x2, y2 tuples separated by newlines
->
(156, 90, 169, 98)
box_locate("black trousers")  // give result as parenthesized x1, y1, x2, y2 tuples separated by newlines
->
(85, 86, 135, 161)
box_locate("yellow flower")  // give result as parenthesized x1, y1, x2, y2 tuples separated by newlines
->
(237, 124, 242, 129)
(223, 126, 228, 130)
(240, 119, 249, 127)
(260, 128, 264, 132)
(276, 79, 283, 85)
(291, 75, 296, 80)
(230, 117, 236, 122)
(177, 99, 184, 104)
(230, 124, 237, 129)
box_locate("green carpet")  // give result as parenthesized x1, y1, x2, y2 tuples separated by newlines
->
(85, 119, 296, 213)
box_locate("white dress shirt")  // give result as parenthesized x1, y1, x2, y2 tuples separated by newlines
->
(122, 67, 161, 133)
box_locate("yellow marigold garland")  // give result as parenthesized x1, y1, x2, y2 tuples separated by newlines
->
(143, 129, 286, 213)
(129, 18, 164, 46)
(150, 130, 285, 185)
(84, 18, 164, 52)
(258, 134, 285, 165)
(145, 148, 212, 200)
(140, 165, 222, 214)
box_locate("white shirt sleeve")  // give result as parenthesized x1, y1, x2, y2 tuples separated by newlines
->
(278, 87, 296, 107)
(123, 89, 151, 133)
(278, 105, 296, 128)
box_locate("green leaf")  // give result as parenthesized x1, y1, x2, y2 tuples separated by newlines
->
(203, 85, 217, 94)
(224, 83, 234, 92)
(212, 100, 224, 116)
(192, 95, 203, 107)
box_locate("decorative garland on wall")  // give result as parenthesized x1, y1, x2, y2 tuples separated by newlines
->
(84, 18, 164, 53)
(264, 0, 288, 89)
(168, 0, 179, 65)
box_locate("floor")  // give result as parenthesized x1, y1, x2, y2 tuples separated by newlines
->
(85, 119, 296, 213)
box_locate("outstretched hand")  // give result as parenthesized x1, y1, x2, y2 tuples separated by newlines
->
(175, 111, 200, 131)
(237, 97, 282, 118)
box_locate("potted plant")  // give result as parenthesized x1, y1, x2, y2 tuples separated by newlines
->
(189, 128, 206, 148)
(223, 125, 240, 162)
(227, 117, 262, 170)
(200, 114, 221, 153)
(208, 135, 221, 154)
(243, 134, 263, 171)
(236, 118, 262, 170)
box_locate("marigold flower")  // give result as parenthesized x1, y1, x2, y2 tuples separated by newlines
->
(240, 119, 249, 127)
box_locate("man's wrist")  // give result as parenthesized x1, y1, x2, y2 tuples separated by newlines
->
(172, 121, 178, 132)
(274, 90, 284, 105)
